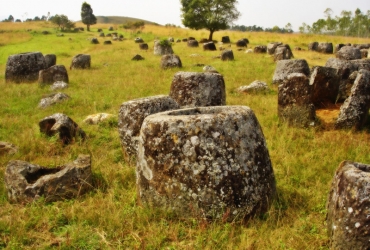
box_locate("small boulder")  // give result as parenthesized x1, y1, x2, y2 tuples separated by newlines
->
(203, 42, 217, 51)
(44, 54, 56, 68)
(135, 37, 144, 43)
(308, 42, 318, 51)
(139, 43, 149, 50)
(237, 80, 269, 94)
(236, 39, 247, 47)
(336, 46, 362, 60)
(83, 113, 114, 125)
(70, 54, 91, 69)
(103, 40, 112, 45)
(254, 45, 267, 53)
(38, 92, 70, 109)
(221, 49, 234, 61)
(274, 44, 294, 61)
(50, 81, 68, 91)
(317, 42, 333, 54)
(0, 142, 18, 155)
(221, 36, 230, 43)
(154, 40, 174, 55)
(187, 40, 199, 47)
(132, 54, 145, 61)
(267, 42, 283, 55)
(202, 65, 218, 73)
(90, 38, 99, 44)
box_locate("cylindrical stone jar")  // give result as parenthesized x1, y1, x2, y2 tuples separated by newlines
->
(326, 161, 370, 250)
(137, 106, 276, 222)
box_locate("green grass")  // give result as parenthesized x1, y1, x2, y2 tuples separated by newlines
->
(0, 21, 369, 249)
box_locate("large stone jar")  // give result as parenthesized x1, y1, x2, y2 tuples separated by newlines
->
(136, 106, 276, 222)
(326, 161, 370, 250)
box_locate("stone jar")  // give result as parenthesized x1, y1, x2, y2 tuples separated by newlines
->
(326, 161, 370, 250)
(136, 106, 276, 222)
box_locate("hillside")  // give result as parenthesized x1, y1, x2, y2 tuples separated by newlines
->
(96, 15, 160, 25)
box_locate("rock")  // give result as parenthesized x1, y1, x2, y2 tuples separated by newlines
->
(42, 31, 50, 35)
(274, 44, 294, 61)
(38, 92, 70, 109)
(132, 54, 145, 61)
(139, 43, 149, 50)
(334, 44, 345, 53)
(153, 40, 174, 55)
(354, 43, 370, 50)
(221, 36, 230, 43)
(309, 66, 340, 107)
(5, 52, 46, 83)
(278, 73, 316, 127)
(308, 42, 318, 51)
(267, 42, 283, 55)
(44, 54, 56, 68)
(108, 26, 114, 31)
(242, 38, 249, 44)
(199, 38, 209, 43)
(203, 42, 217, 51)
(360, 49, 368, 58)
(118, 95, 180, 157)
(202, 65, 218, 73)
(50, 81, 68, 91)
(187, 40, 199, 47)
(335, 69, 370, 130)
(90, 38, 99, 44)
(221, 49, 234, 61)
(182, 38, 188, 42)
(103, 40, 112, 45)
(39, 113, 86, 144)
(317, 42, 333, 54)
(38, 65, 69, 85)
(99, 33, 105, 37)
(245, 49, 253, 53)
(272, 59, 310, 85)
(5, 154, 93, 203)
(326, 161, 370, 250)
(254, 45, 267, 53)
(368, 48, 370, 58)
(336, 46, 362, 60)
(0, 141, 18, 155)
(70, 54, 91, 69)
(237, 80, 269, 94)
(169, 72, 226, 108)
(236, 39, 247, 47)
(161, 54, 182, 69)
(135, 37, 144, 43)
(136, 106, 276, 222)
(97, 28, 103, 32)
(83, 113, 114, 125)
(168, 37, 175, 43)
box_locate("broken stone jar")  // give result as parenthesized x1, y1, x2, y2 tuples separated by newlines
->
(326, 161, 370, 250)
(137, 106, 276, 222)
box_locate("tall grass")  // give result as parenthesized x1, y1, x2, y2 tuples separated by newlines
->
(0, 21, 369, 249)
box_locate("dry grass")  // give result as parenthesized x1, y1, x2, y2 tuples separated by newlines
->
(0, 21, 369, 249)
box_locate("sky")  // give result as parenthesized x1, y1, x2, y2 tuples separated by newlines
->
(1, 0, 369, 32)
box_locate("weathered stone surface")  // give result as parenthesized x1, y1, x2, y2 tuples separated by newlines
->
(360, 49, 368, 59)
(326, 161, 370, 250)
(169, 72, 226, 108)
(136, 106, 276, 221)
(309, 66, 340, 107)
(354, 43, 370, 50)
(139, 43, 149, 50)
(132, 54, 145, 61)
(274, 44, 294, 61)
(118, 95, 180, 157)
(253, 45, 267, 53)
(317, 42, 333, 54)
(161, 54, 182, 69)
(38, 65, 69, 84)
(83, 113, 114, 125)
(203, 65, 218, 73)
(38, 92, 70, 109)
(70, 54, 91, 69)
(203, 42, 217, 51)
(278, 73, 316, 127)
(221, 49, 234, 61)
(99, 32, 105, 37)
(103, 40, 112, 45)
(308, 42, 318, 51)
(5, 52, 46, 83)
(50, 81, 68, 91)
(334, 44, 345, 53)
(168, 37, 175, 43)
(221, 36, 230, 43)
(187, 40, 199, 47)
(267, 42, 283, 55)
(273, 59, 310, 85)
(368, 48, 370, 58)
(154, 40, 174, 55)
(336, 46, 362, 60)
(0, 141, 18, 155)
(237, 80, 269, 94)
(335, 69, 370, 130)
(39, 113, 86, 144)
(44, 54, 56, 68)
(236, 39, 247, 47)
(5, 155, 93, 203)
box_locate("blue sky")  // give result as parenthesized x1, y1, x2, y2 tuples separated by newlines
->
(1, 0, 369, 31)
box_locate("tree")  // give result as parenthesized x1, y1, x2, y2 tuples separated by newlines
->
(122, 21, 145, 33)
(50, 14, 75, 31)
(81, 2, 97, 31)
(180, 0, 240, 41)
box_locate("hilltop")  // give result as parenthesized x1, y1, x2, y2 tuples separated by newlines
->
(95, 15, 160, 25)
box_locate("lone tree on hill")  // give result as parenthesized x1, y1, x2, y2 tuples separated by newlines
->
(180, 0, 240, 41)
(81, 2, 97, 31)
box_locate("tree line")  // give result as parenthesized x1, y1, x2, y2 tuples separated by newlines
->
(299, 8, 370, 37)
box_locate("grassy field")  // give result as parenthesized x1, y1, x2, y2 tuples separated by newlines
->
(0, 21, 369, 249)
